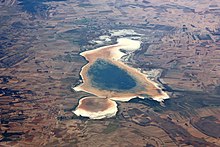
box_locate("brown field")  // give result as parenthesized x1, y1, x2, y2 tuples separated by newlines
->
(1, 0, 220, 146)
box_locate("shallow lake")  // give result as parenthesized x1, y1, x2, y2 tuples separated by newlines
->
(87, 59, 137, 91)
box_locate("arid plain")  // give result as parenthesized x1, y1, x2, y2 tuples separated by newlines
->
(0, 0, 220, 146)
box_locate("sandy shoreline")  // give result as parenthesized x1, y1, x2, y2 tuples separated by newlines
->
(74, 38, 169, 102)
(73, 97, 118, 119)
(73, 38, 169, 119)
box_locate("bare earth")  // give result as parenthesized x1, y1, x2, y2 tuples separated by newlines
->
(0, 0, 220, 146)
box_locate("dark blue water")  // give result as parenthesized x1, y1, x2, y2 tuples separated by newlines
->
(87, 59, 137, 91)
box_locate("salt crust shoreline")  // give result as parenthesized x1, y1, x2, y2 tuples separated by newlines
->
(73, 98, 118, 119)
(74, 38, 169, 102)
(73, 38, 169, 119)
